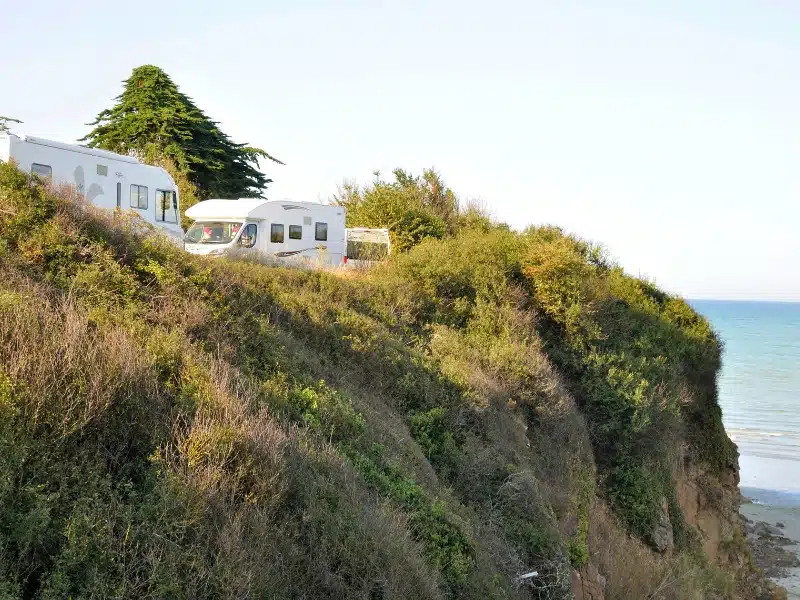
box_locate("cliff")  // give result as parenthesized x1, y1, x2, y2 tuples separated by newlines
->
(0, 161, 783, 599)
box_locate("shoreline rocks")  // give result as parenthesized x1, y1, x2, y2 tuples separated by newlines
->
(741, 515, 800, 579)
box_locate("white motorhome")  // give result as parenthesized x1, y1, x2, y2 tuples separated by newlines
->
(0, 132, 182, 242)
(183, 199, 346, 265)
(344, 227, 391, 266)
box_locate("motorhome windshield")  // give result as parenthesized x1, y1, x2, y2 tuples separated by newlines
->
(184, 221, 243, 244)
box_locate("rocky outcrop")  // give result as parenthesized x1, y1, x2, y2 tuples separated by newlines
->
(651, 497, 675, 553)
(571, 563, 606, 600)
(675, 473, 737, 563)
(742, 516, 800, 579)
(674, 449, 745, 567)
(675, 453, 789, 600)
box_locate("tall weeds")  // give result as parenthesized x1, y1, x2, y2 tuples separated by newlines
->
(0, 162, 740, 599)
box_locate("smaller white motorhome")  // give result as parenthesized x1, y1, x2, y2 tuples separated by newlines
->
(0, 132, 183, 242)
(183, 199, 346, 265)
(344, 227, 391, 266)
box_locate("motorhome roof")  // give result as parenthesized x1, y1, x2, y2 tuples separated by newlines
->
(346, 228, 390, 243)
(185, 199, 343, 221)
(18, 134, 140, 164)
(185, 199, 268, 221)
(347, 227, 389, 233)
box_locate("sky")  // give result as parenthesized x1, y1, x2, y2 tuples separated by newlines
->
(2, 0, 799, 301)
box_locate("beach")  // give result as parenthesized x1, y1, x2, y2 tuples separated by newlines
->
(740, 488, 800, 599)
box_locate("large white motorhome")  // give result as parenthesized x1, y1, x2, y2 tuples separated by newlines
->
(183, 199, 347, 265)
(0, 132, 183, 242)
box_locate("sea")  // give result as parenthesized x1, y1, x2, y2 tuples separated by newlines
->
(690, 300, 800, 506)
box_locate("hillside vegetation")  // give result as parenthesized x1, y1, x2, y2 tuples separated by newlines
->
(0, 162, 761, 599)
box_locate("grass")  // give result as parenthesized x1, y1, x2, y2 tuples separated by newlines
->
(0, 161, 749, 599)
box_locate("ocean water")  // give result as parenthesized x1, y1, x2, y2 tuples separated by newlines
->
(690, 300, 800, 496)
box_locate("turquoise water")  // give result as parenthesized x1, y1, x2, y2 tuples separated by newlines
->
(690, 300, 800, 495)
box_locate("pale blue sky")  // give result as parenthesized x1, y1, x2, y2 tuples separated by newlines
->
(3, 1, 799, 300)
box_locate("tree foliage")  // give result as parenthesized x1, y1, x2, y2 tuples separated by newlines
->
(332, 168, 495, 252)
(80, 65, 282, 207)
(0, 115, 21, 133)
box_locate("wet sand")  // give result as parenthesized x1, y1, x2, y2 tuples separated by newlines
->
(740, 488, 800, 600)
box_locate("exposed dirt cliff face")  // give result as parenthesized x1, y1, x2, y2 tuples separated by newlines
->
(567, 446, 788, 600)
(572, 563, 606, 600)
(666, 452, 787, 600)
(675, 453, 741, 565)
(674, 457, 788, 600)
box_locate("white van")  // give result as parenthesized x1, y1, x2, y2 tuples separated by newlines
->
(344, 227, 391, 266)
(0, 132, 182, 242)
(183, 198, 346, 265)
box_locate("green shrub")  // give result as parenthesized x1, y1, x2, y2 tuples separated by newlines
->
(409, 407, 462, 476)
(343, 443, 473, 595)
(0, 162, 743, 599)
(333, 168, 501, 253)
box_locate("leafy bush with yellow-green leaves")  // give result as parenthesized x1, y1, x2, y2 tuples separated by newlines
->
(0, 161, 739, 600)
(332, 168, 497, 252)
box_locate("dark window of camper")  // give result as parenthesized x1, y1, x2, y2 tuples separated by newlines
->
(239, 224, 257, 248)
(271, 223, 284, 243)
(315, 222, 328, 241)
(31, 163, 52, 179)
(97, 164, 108, 176)
(289, 225, 303, 240)
(155, 189, 177, 223)
(130, 184, 148, 209)
(116, 182, 121, 208)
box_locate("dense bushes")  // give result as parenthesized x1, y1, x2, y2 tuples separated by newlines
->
(0, 162, 740, 599)
(389, 224, 731, 542)
(517, 227, 732, 539)
(332, 168, 496, 252)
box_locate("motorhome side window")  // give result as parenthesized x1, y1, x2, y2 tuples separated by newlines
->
(31, 163, 52, 179)
(155, 190, 177, 223)
(271, 223, 284, 243)
(239, 224, 257, 248)
(289, 225, 302, 240)
(130, 184, 148, 209)
(315, 222, 328, 241)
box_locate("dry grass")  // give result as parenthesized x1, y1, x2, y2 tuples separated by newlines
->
(588, 501, 735, 600)
(0, 162, 750, 600)
(0, 278, 445, 599)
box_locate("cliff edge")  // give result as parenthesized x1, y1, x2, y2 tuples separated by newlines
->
(0, 162, 782, 599)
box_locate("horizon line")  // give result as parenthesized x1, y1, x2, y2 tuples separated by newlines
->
(687, 298, 800, 304)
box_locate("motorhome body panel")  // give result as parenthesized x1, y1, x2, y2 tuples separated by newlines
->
(184, 199, 346, 264)
(0, 135, 11, 163)
(0, 133, 183, 241)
